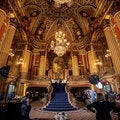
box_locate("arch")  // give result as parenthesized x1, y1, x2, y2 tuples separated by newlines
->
(45, 18, 74, 43)
(77, 5, 96, 18)
(24, 4, 43, 34)
(91, 30, 100, 43)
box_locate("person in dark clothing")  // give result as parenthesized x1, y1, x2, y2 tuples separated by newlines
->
(87, 93, 114, 120)
(105, 91, 109, 101)
(21, 92, 31, 120)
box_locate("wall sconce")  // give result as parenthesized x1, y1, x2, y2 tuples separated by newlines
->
(105, 49, 111, 58)
(16, 58, 24, 65)
(9, 49, 14, 57)
(94, 59, 102, 66)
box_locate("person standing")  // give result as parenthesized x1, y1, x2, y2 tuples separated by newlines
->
(83, 90, 91, 105)
(108, 90, 116, 112)
(87, 93, 114, 120)
(21, 92, 31, 120)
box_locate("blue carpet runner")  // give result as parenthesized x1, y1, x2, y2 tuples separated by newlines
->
(43, 83, 76, 112)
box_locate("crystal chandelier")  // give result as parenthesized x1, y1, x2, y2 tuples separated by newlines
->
(53, 0, 73, 8)
(51, 30, 70, 56)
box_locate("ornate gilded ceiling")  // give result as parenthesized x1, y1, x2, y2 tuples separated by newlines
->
(0, 0, 119, 54)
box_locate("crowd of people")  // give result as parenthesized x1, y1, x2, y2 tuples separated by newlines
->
(85, 90, 120, 120)
(83, 89, 120, 106)
(20, 89, 120, 120)
(83, 89, 97, 105)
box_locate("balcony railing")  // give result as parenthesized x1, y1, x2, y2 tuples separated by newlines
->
(67, 75, 89, 85)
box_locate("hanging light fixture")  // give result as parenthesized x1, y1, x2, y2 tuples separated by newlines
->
(53, 0, 73, 8)
(95, 81, 103, 89)
(51, 30, 70, 57)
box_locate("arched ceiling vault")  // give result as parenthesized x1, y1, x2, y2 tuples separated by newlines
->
(4, 0, 116, 53)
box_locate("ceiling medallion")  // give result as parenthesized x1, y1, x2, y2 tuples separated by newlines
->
(53, 0, 73, 8)
(51, 30, 70, 57)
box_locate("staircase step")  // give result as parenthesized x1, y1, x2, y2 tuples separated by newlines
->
(49, 103, 71, 105)
(43, 107, 76, 111)
(46, 106, 73, 108)
(43, 83, 76, 112)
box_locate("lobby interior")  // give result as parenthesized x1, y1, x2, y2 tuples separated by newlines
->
(0, 0, 120, 120)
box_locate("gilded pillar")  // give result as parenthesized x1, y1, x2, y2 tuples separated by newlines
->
(16, 45, 30, 96)
(4, 56, 19, 103)
(0, 9, 9, 46)
(110, 11, 120, 50)
(103, 24, 120, 91)
(72, 52, 79, 76)
(87, 44, 97, 74)
(114, 11, 120, 30)
(39, 52, 46, 76)
(21, 45, 31, 80)
(0, 24, 16, 67)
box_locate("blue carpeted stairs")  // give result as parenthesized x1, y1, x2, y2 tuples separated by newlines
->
(43, 83, 76, 112)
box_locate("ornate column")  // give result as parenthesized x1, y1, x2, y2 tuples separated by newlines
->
(15, 44, 30, 96)
(0, 9, 9, 46)
(103, 22, 120, 91)
(38, 52, 46, 76)
(4, 56, 20, 102)
(72, 52, 79, 76)
(0, 9, 8, 95)
(114, 11, 120, 30)
(87, 44, 97, 74)
(21, 44, 31, 80)
(0, 23, 16, 67)
(110, 11, 120, 50)
(78, 50, 89, 75)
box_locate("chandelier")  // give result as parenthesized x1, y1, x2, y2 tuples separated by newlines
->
(51, 30, 70, 56)
(53, 0, 73, 8)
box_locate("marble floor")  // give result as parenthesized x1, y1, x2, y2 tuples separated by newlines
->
(29, 99, 118, 120)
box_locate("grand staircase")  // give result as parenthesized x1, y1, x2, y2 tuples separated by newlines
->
(43, 83, 76, 112)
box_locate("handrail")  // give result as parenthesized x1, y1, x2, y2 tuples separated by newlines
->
(42, 85, 53, 109)
(67, 75, 88, 82)
(65, 84, 77, 109)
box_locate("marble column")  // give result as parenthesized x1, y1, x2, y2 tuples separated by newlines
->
(0, 24, 16, 67)
(17, 83, 24, 96)
(103, 24, 120, 91)
(21, 45, 31, 80)
(15, 45, 30, 96)
(87, 44, 97, 74)
(110, 11, 120, 50)
(114, 11, 120, 30)
(0, 9, 9, 46)
(4, 56, 19, 103)
(39, 52, 46, 76)
(72, 53, 79, 76)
